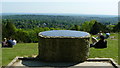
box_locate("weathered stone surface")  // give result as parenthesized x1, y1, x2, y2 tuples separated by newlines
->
(38, 30, 90, 62)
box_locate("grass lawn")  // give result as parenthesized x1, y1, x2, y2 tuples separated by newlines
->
(2, 33, 119, 66)
(89, 33, 118, 63)
(2, 43, 38, 66)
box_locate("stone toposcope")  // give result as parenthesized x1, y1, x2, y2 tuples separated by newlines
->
(38, 30, 90, 62)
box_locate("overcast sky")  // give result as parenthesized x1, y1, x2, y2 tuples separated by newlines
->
(1, 0, 119, 15)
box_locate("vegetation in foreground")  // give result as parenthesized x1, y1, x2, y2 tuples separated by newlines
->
(2, 43, 38, 66)
(2, 33, 118, 66)
(89, 33, 118, 63)
(2, 14, 119, 66)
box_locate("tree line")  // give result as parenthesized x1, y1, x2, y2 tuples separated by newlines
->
(2, 15, 120, 43)
(2, 15, 118, 29)
(2, 20, 62, 43)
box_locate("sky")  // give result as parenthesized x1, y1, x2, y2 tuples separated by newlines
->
(1, 0, 120, 15)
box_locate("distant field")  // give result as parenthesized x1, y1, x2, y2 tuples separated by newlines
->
(2, 33, 119, 66)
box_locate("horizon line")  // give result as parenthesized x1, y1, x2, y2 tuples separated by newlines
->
(1, 13, 118, 16)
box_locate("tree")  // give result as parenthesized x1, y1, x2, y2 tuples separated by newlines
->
(14, 29, 30, 43)
(113, 22, 120, 32)
(81, 20, 95, 32)
(90, 21, 106, 35)
(2, 20, 16, 38)
(70, 25, 80, 31)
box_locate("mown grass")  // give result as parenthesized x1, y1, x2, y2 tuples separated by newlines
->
(2, 43, 38, 66)
(2, 33, 119, 66)
(89, 33, 118, 63)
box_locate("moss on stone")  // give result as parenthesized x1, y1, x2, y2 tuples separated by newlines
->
(38, 37, 90, 62)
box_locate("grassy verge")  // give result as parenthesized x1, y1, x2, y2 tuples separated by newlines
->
(2, 43, 38, 66)
(89, 33, 118, 63)
(2, 33, 119, 66)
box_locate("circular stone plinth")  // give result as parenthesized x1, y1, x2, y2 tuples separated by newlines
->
(39, 30, 90, 38)
(38, 30, 90, 62)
